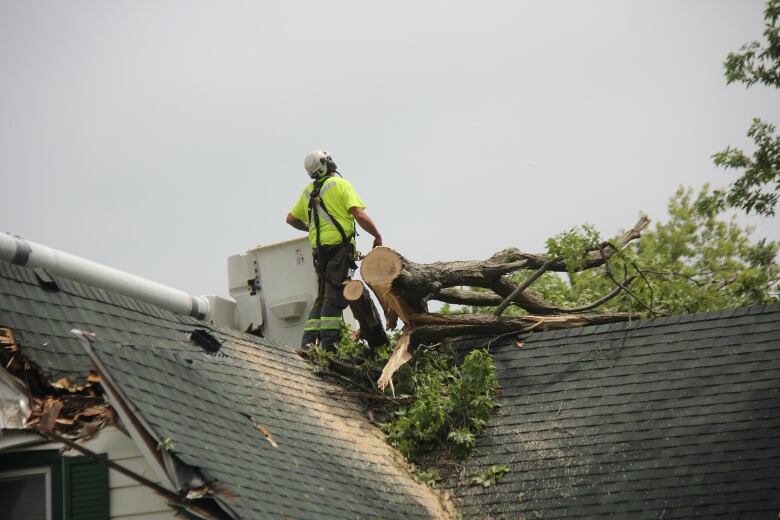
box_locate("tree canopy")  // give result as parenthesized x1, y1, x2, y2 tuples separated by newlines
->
(700, 0, 780, 217)
(504, 187, 779, 317)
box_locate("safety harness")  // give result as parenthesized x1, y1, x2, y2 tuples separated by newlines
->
(307, 175, 352, 250)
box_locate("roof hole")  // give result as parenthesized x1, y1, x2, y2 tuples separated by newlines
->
(190, 329, 221, 353)
(34, 268, 60, 291)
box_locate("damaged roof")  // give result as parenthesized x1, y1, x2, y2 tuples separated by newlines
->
(443, 304, 780, 519)
(0, 261, 446, 519)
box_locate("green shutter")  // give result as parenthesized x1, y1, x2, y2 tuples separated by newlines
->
(62, 456, 109, 520)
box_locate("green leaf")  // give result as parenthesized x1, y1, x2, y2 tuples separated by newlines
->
(470, 465, 510, 487)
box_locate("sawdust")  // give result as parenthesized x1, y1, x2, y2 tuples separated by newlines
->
(310, 396, 456, 519)
(204, 333, 455, 517)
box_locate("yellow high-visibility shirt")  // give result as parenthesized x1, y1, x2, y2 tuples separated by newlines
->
(290, 176, 365, 248)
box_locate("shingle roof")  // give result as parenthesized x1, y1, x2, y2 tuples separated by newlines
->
(443, 304, 780, 519)
(0, 261, 445, 519)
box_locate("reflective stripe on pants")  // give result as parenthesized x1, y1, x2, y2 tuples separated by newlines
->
(300, 243, 353, 348)
(301, 304, 342, 348)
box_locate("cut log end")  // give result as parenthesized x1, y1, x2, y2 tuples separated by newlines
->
(360, 246, 403, 287)
(344, 279, 366, 302)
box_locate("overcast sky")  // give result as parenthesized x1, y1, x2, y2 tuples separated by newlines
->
(2, 0, 778, 298)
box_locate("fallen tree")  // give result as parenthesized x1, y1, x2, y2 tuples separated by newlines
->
(350, 216, 651, 390)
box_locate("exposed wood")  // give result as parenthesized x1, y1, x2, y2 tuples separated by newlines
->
(378, 333, 411, 393)
(38, 397, 63, 432)
(360, 247, 424, 328)
(360, 217, 652, 390)
(343, 280, 388, 347)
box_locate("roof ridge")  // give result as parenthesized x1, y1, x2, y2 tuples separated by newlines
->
(519, 302, 780, 342)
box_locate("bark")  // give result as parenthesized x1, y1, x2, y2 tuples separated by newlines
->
(375, 310, 639, 391)
(493, 258, 556, 316)
(343, 280, 388, 348)
(361, 216, 650, 317)
(358, 217, 651, 390)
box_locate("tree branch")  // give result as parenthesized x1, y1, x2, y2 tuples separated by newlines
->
(600, 244, 658, 317)
(486, 216, 651, 272)
(561, 276, 637, 312)
(493, 259, 557, 317)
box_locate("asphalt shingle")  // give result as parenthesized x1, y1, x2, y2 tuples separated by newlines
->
(0, 261, 444, 520)
(441, 303, 780, 519)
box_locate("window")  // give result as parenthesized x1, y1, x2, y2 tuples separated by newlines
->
(0, 466, 52, 520)
(0, 450, 108, 520)
(0, 451, 61, 520)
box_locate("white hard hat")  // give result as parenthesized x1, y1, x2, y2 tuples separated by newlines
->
(304, 149, 333, 178)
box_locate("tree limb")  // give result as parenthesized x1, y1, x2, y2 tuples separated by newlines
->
(562, 276, 637, 312)
(482, 216, 651, 272)
(493, 258, 557, 317)
(435, 276, 638, 314)
(600, 244, 658, 317)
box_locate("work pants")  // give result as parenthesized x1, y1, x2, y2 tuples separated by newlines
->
(301, 243, 353, 349)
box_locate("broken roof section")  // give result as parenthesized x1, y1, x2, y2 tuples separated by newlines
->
(0, 260, 448, 519)
(442, 304, 780, 518)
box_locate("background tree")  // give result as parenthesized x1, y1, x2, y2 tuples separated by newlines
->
(700, 0, 780, 216)
(451, 187, 778, 318)
(511, 186, 779, 317)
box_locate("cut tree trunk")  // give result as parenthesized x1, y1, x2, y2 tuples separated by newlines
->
(359, 216, 651, 390)
(343, 280, 388, 348)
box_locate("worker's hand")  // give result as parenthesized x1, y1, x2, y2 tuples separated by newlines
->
(372, 236, 383, 249)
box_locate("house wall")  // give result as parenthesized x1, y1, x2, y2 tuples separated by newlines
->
(77, 426, 178, 520)
(5, 426, 178, 520)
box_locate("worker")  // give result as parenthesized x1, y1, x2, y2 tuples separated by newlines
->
(286, 149, 382, 351)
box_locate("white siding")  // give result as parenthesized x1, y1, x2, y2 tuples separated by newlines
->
(78, 427, 178, 520)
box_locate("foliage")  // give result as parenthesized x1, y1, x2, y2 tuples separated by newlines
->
(545, 224, 602, 272)
(411, 467, 441, 487)
(439, 302, 476, 315)
(310, 324, 501, 463)
(382, 348, 499, 461)
(158, 437, 175, 452)
(470, 187, 778, 318)
(706, 0, 780, 217)
(548, 186, 779, 316)
(305, 343, 335, 368)
(334, 320, 366, 358)
(702, 118, 780, 217)
(470, 465, 510, 487)
(333, 323, 396, 373)
(307, 322, 394, 374)
(723, 0, 780, 89)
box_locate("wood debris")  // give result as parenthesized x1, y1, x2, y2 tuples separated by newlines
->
(251, 418, 279, 448)
(0, 326, 114, 440)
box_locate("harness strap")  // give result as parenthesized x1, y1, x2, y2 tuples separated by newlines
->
(307, 176, 352, 249)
